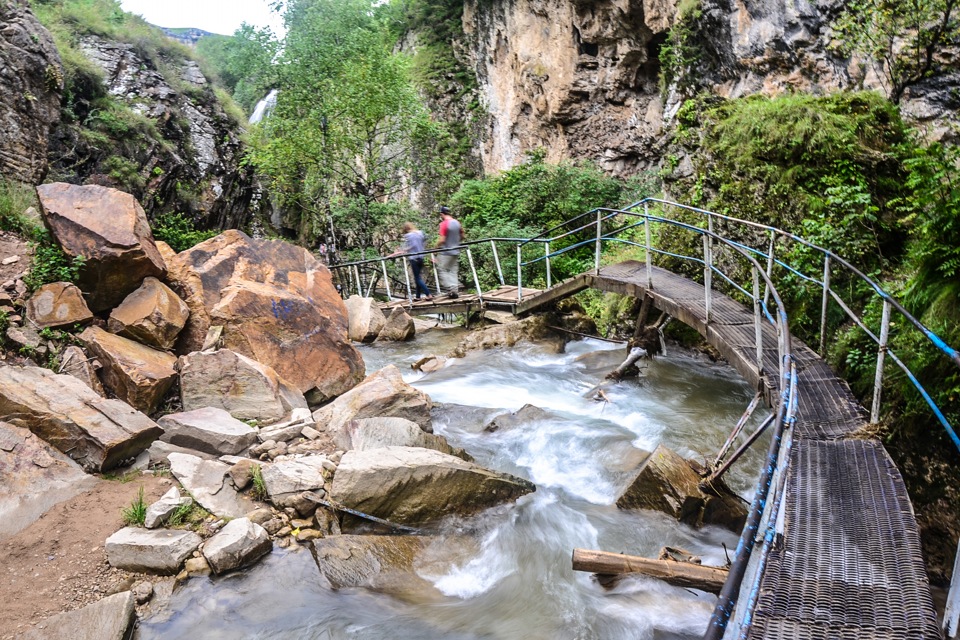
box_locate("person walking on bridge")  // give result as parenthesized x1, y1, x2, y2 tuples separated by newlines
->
(388, 222, 433, 301)
(434, 206, 463, 298)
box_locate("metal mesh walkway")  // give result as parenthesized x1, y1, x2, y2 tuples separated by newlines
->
(585, 261, 941, 640)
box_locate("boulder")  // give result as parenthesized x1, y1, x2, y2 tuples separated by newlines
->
(167, 452, 251, 519)
(201, 517, 272, 574)
(178, 349, 307, 423)
(0, 1, 62, 184)
(337, 417, 471, 461)
(0, 421, 98, 538)
(616, 444, 747, 532)
(376, 307, 415, 342)
(157, 407, 258, 456)
(155, 240, 208, 354)
(331, 446, 535, 528)
(78, 326, 177, 414)
(169, 231, 364, 400)
(144, 486, 191, 529)
(18, 591, 135, 640)
(411, 355, 447, 373)
(0, 366, 162, 471)
(344, 295, 386, 343)
(483, 404, 552, 433)
(146, 440, 216, 467)
(107, 276, 190, 350)
(35, 183, 166, 312)
(24, 282, 93, 329)
(451, 315, 555, 358)
(58, 345, 106, 396)
(312, 366, 433, 441)
(6, 323, 40, 351)
(261, 456, 330, 508)
(104, 527, 201, 574)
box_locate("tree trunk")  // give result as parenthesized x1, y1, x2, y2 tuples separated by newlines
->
(571, 548, 728, 593)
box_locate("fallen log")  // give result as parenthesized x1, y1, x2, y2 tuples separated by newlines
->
(571, 548, 728, 593)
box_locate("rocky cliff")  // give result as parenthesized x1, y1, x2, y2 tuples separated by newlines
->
(0, 0, 62, 184)
(460, 0, 959, 177)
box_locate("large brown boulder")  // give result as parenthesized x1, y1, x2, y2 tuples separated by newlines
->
(451, 315, 556, 357)
(343, 295, 386, 343)
(35, 183, 166, 312)
(0, 1, 62, 183)
(376, 307, 415, 342)
(78, 326, 177, 414)
(155, 240, 207, 354)
(168, 231, 364, 401)
(616, 444, 747, 532)
(25, 282, 93, 329)
(331, 446, 536, 528)
(178, 349, 308, 423)
(0, 365, 162, 471)
(312, 365, 433, 440)
(108, 276, 189, 350)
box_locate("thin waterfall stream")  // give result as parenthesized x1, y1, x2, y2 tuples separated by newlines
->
(138, 328, 768, 640)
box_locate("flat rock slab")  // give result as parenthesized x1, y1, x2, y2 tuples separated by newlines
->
(261, 456, 330, 508)
(105, 527, 201, 574)
(168, 452, 251, 519)
(158, 407, 257, 456)
(0, 366, 162, 472)
(202, 517, 272, 574)
(331, 446, 535, 528)
(18, 591, 135, 640)
(0, 421, 97, 539)
(25, 281, 93, 329)
(337, 417, 470, 461)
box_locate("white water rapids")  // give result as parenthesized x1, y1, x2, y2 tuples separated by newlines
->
(139, 328, 767, 639)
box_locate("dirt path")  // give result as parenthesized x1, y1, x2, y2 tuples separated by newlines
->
(0, 474, 172, 639)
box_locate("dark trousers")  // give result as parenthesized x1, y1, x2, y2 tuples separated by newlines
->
(411, 258, 431, 298)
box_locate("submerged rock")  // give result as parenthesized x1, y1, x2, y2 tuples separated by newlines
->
(451, 315, 556, 357)
(483, 404, 552, 432)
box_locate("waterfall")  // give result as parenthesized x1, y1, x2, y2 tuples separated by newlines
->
(250, 89, 279, 124)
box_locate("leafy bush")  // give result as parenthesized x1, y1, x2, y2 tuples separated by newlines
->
(151, 213, 218, 252)
(23, 233, 86, 293)
(0, 180, 42, 239)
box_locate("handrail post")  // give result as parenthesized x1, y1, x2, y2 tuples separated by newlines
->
(754, 267, 763, 376)
(353, 265, 362, 297)
(944, 539, 960, 638)
(545, 242, 552, 289)
(517, 244, 523, 302)
(819, 254, 832, 355)
(763, 231, 775, 308)
(644, 203, 653, 290)
(703, 234, 712, 324)
(381, 259, 391, 300)
(871, 300, 892, 424)
(467, 247, 483, 304)
(402, 257, 412, 304)
(491, 240, 505, 286)
(595, 210, 602, 275)
(432, 258, 441, 297)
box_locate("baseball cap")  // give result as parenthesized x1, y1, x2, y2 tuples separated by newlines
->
(439, 206, 450, 214)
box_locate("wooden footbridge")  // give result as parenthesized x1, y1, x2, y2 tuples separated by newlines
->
(330, 199, 960, 640)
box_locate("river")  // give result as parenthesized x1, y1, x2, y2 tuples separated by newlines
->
(138, 327, 767, 639)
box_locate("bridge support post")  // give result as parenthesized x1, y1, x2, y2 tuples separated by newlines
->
(819, 254, 832, 355)
(870, 300, 892, 424)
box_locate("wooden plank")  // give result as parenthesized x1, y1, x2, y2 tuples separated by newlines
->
(572, 548, 728, 593)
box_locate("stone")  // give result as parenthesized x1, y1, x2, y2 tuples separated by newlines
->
(343, 295, 386, 343)
(411, 355, 447, 373)
(201, 517, 272, 574)
(616, 444, 747, 532)
(261, 456, 329, 508)
(6, 324, 41, 350)
(58, 345, 106, 396)
(483, 310, 518, 324)
(0, 1, 62, 184)
(201, 325, 223, 351)
(331, 447, 535, 528)
(168, 452, 251, 519)
(144, 486, 191, 529)
(178, 349, 308, 423)
(312, 365, 433, 442)
(337, 417, 471, 461)
(183, 556, 211, 577)
(36, 183, 167, 312)
(246, 507, 274, 525)
(451, 315, 555, 357)
(0, 421, 98, 538)
(146, 440, 216, 467)
(483, 404, 552, 432)
(131, 580, 154, 604)
(0, 366, 162, 471)
(25, 282, 93, 329)
(105, 527, 202, 574)
(296, 528, 322, 542)
(169, 231, 364, 399)
(228, 459, 258, 490)
(376, 307, 415, 342)
(301, 426, 322, 440)
(108, 276, 190, 350)
(258, 422, 306, 444)
(157, 407, 258, 456)
(78, 326, 177, 414)
(18, 591, 135, 640)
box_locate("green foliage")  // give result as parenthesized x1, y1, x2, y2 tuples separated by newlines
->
(195, 25, 279, 113)
(0, 180, 43, 239)
(251, 465, 268, 501)
(167, 500, 210, 529)
(658, 0, 702, 96)
(121, 485, 147, 526)
(833, 0, 960, 102)
(151, 213, 218, 252)
(23, 233, 86, 293)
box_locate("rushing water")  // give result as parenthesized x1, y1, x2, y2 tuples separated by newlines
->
(139, 328, 768, 640)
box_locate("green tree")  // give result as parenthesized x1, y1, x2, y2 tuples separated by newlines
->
(834, 0, 960, 102)
(195, 24, 279, 113)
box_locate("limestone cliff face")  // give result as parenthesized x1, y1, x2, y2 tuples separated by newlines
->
(0, 0, 62, 183)
(461, 0, 957, 177)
